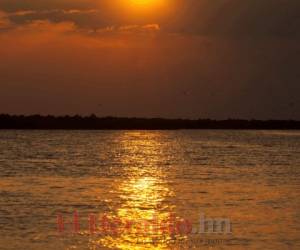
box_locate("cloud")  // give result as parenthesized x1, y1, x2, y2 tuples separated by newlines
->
(0, 5, 161, 36)
(95, 23, 160, 34)
(0, 19, 161, 53)
(14, 19, 76, 33)
(0, 0, 98, 12)
(1, 0, 300, 37)
(0, 7, 160, 39)
(166, 0, 300, 37)
(0, 10, 12, 29)
(7, 9, 98, 16)
(2, 8, 101, 30)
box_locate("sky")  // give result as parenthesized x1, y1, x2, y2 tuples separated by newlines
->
(0, 0, 299, 119)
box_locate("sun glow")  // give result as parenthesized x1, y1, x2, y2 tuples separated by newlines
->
(128, 0, 167, 11)
(103, 0, 170, 21)
(131, 0, 153, 5)
(130, 0, 159, 6)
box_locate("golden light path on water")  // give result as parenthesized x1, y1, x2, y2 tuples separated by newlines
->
(90, 132, 186, 249)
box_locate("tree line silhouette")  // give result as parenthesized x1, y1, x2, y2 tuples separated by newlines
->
(0, 114, 299, 130)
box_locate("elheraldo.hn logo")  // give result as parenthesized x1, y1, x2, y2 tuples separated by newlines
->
(57, 211, 232, 236)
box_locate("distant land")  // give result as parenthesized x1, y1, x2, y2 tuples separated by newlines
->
(0, 114, 300, 130)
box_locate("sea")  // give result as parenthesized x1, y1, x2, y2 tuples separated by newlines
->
(0, 130, 299, 249)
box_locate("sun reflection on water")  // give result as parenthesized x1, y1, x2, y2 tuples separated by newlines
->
(91, 132, 185, 249)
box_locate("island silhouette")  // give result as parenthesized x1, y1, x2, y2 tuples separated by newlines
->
(0, 114, 299, 130)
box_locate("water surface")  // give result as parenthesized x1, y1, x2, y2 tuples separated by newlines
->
(0, 130, 299, 249)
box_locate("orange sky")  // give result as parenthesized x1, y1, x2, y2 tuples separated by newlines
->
(0, 0, 299, 119)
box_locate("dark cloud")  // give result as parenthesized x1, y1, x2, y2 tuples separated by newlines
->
(0, 0, 300, 37)
(0, 0, 97, 12)
(166, 0, 300, 37)
(6, 9, 103, 30)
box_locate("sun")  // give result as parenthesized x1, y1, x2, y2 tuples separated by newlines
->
(112, 0, 169, 19)
(129, 0, 166, 9)
(130, 0, 154, 6)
